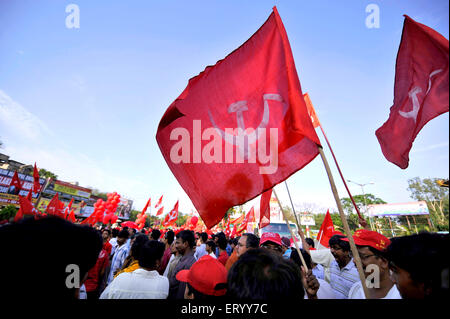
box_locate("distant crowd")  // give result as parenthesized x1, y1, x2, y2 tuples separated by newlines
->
(0, 216, 448, 300)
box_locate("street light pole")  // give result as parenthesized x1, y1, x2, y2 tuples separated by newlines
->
(347, 180, 375, 231)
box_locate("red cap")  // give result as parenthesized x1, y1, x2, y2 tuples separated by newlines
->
(331, 230, 344, 237)
(341, 229, 391, 251)
(260, 232, 283, 246)
(176, 255, 227, 296)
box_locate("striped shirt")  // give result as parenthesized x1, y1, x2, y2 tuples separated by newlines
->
(329, 259, 360, 299)
(107, 243, 129, 285)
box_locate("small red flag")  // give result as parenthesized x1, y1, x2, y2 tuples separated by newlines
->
(68, 209, 77, 223)
(141, 197, 151, 215)
(156, 206, 164, 216)
(259, 189, 272, 229)
(33, 163, 41, 193)
(63, 198, 74, 220)
(316, 210, 335, 248)
(156, 7, 320, 229)
(236, 206, 255, 235)
(9, 171, 23, 195)
(303, 93, 321, 129)
(164, 201, 179, 226)
(46, 193, 63, 216)
(155, 195, 163, 208)
(376, 15, 449, 169)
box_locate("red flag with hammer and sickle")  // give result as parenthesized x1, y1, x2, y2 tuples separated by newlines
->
(156, 7, 321, 228)
(376, 15, 449, 169)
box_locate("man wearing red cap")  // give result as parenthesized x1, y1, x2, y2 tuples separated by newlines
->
(259, 232, 284, 255)
(342, 229, 401, 299)
(176, 255, 227, 299)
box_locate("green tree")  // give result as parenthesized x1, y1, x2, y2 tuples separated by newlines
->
(0, 205, 17, 221)
(340, 194, 386, 215)
(39, 168, 58, 180)
(407, 177, 449, 231)
(91, 189, 108, 201)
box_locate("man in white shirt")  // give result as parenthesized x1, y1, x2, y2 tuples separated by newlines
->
(345, 229, 401, 299)
(194, 232, 208, 260)
(100, 240, 169, 299)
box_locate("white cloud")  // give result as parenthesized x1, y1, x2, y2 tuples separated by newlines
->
(411, 142, 449, 154)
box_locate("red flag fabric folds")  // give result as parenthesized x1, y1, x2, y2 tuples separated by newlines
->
(33, 163, 41, 193)
(141, 197, 151, 215)
(156, 206, 164, 216)
(156, 7, 320, 228)
(155, 195, 163, 208)
(164, 201, 179, 227)
(10, 171, 22, 195)
(376, 15, 449, 169)
(259, 189, 272, 229)
(317, 210, 335, 248)
(46, 193, 64, 217)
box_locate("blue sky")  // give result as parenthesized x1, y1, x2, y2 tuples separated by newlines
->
(0, 0, 448, 218)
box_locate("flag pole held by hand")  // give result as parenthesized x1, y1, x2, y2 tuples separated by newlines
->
(317, 146, 370, 299)
(273, 188, 308, 271)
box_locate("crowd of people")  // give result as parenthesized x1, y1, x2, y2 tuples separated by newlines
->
(0, 215, 448, 300)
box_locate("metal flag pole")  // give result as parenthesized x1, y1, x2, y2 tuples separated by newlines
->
(317, 146, 370, 299)
(272, 188, 308, 271)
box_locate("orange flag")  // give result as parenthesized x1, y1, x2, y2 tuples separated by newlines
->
(303, 93, 321, 128)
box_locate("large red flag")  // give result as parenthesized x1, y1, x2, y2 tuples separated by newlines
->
(376, 15, 449, 169)
(316, 210, 335, 248)
(156, 7, 320, 228)
(259, 189, 272, 229)
(33, 163, 41, 193)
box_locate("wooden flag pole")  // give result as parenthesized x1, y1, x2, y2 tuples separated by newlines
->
(273, 188, 308, 271)
(317, 146, 370, 299)
(284, 181, 302, 230)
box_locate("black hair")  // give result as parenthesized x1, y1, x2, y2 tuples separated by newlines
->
(328, 235, 350, 252)
(117, 229, 130, 239)
(186, 282, 227, 299)
(165, 230, 175, 245)
(176, 230, 195, 249)
(200, 232, 208, 243)
(290, 248, 313, 270)
(0, 216, 102, 299)
(111, 228, 119, 238)
(242, 233, 260, 248)
(139, 240, 165, 269)
(217, 236, 228, 250)
(227, 248, 305, 300)
(130, 234, 149, 260)
(305, 238, 315, 248)
(102, 229, 111, 236)
(384, 232, 449, 299)
(151, 229, 161, 241)
(206, 240, 216, 251)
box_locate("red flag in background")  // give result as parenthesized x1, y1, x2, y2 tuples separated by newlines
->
(236, 206, 255, 235)
(9, 171, 23, 195)
(259, 189, 272, 229)
(46, 193, 64, 216)
(68, 209, 77, 223)
(164, 201, 179, 226)
(155, 195, 163, 208)
(63, 198, 74, 220)
(141, 197, 151, 215)
(316, 210, 335, 248)
(303, 93, 321, 129)
(33, 163, 41, 193)
(156, 206, 164, 216)
(376, 15, 449, 169)
(156, 7, 321, 229)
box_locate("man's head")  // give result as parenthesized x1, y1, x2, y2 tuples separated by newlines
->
(305, 237, 315, 249)
(111, 228, 119, 238)
(177, 255, 227, 299)
(164, 230, 175, 246)
(128, 227, 136, 237)
(175, 230, 196, 255)
(0, 216, 103, 299)
(217, 236, 228, 251)
(150, 229, 161, 241)
(199, 232, 208, 244)
(139, 240, 166, 270)
(205, 240, 216, 254)
(102, 229, 111, 242)
(116, 229, 130, 246)
(329, 234, 351, 263)
(260, 232, 283, 255)
(281, 237, 291, 252)
(341, 229, 391, 277)
(236, 233, 259, 257)
(227, 248, 305, 299)
(130, 233, 150, 260)
(384, 232, 449, 299)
